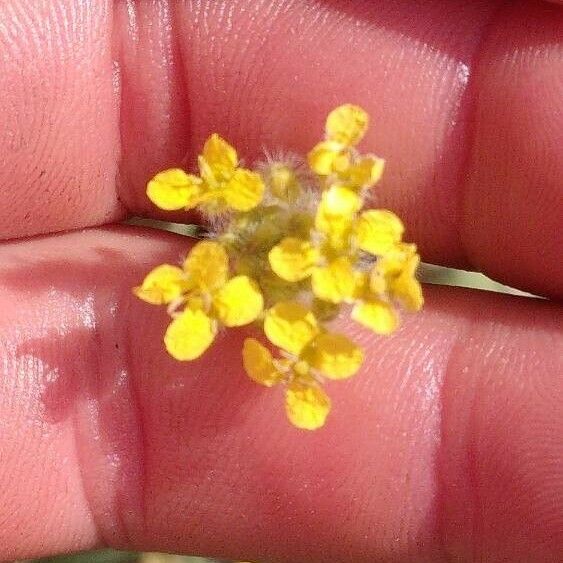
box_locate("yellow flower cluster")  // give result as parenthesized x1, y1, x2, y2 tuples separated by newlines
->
(134, 104, 423, 430)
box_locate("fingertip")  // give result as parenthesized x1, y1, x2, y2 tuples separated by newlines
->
(463, 0, 563, 299)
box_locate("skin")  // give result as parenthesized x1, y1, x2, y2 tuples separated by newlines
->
(0, 1, 561, 561)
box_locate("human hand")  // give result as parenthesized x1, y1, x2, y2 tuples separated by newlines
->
(0, 1, 561, 561)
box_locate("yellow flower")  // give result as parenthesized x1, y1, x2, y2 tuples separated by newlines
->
(309, 261, 402, 335)
(242, 305, 363, 429)
(147, 134, 264, 213)
(308, 104, 384, 190)
(135, 104, 424, 431)
(262, 302, 363, 379)
(348, 242, 423, 334)
(244, 335, 331, 431)
(347, 245, 423, 334)
(315, 190, 405, 265)
(135, 240, 263, 360)
(371, 243, 424, 312)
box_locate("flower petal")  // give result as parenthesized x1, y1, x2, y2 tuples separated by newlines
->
(355, 210, 405, 256)
(133, 264, 186, 305)
(223, 168, 265, 211)
(304, 333, 364, 380)
(343, 156, 385, 189)
(315, 185, 361, 249)
(146, 169, 203, 210)
(212, 275, 264, 327)
(164, 308, 216, 360)
(183, 241, 229, 291)
(242, 338, 282, 387)
(200, 133, 238, 183)
(376, 242, 418, 278)
(352, 299, 400, 335)
(391, 254, 424, 312)
(317, 184, 362, 219)
(311, 257, 357, 304)
(307, 141, 345, 176)
(269, 237, 318, 282)
(285, 382, 331, 430)
(325, 104, 369, 146)
(373, 243, 423, 311)
(264, 301, 319, 356)
(394, 276, 424, 312)
(315, 215, 352, 252)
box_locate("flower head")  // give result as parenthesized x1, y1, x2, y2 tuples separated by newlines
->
(134, 104, 423, 430)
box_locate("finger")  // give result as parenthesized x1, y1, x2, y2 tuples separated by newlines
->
(462, 0, 563, 299)
(0, 228, 561, 562)
(0, 1, 562, 298)
(0, 0, 124, 236)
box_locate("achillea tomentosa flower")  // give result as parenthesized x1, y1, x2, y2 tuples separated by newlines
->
(134, 104, 423, 430)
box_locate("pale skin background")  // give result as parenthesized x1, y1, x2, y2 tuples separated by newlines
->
(0, 1, 561, 562)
